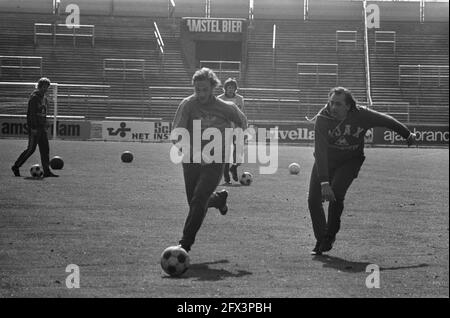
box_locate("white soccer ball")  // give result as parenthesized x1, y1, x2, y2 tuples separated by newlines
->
(160, 246, 190, 277)
(239, 172, 253, 186)
(288, 163, 301, 175)
(30, 164, 43, 178)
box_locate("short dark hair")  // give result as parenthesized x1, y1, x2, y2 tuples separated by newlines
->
(328, 86, 357, 109)
(223, 78, 238, 90)
(192, 68, 221, 88)
(37, 77, 51, 89)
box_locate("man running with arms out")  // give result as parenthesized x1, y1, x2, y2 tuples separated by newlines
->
(308, 87, 417, 255)
(171, 68, 247, 253)
(218, 78, 245, 184)
(11, 77, 58, 178)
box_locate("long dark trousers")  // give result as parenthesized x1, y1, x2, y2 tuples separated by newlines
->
(223, 136, 238, 182)
(14, 129, 50, 173)
(307, 156, 365, 242)
(180, 163, 225, 250)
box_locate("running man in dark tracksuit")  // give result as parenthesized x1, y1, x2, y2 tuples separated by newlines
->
(308, 87, 417, 255)
(11, 77, 58, 178)
(171, 68, 247, 252)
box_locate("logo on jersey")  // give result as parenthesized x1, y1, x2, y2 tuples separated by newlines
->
(335, 136, 349, 146)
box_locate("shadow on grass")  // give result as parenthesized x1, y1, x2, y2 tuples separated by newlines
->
(313, 255, 429, 273)
(167, 259, 252, 281)
(220, 183, 242, 187)
(23, 177, 44, 181)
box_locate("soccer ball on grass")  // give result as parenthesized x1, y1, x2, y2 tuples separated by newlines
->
(121, 151, 133, 163)
(50, 156, 64, 169)
(288, 163, 300, 175)
(160, 246, 190, 277)
(30, 164, 43, 178)
(239, 172, 253, 186)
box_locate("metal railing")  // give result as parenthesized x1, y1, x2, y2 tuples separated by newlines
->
(148, 86, 300, 115)
(0, 56, 43, 78)
(103, 59, 146, 80)
(200, 60, 241, 80)
(374, 31, 396, 53)
(399, 65, 449, 86)
(154, 21, 165, 55)
(297, 63, 338, 85)
(0, 82, 110, 138)
(336, 30, 357, 51)
(372, 102, 410, 123)
(34, 23, 95, 47)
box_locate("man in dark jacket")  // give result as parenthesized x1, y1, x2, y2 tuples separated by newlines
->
(11, 77, 58, 178)
(308, 87, 417, 255)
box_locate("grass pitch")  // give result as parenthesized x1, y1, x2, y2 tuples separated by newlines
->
(0, 139, 448, 297)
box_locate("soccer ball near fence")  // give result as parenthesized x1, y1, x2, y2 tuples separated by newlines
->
(50, 156, 64, 170)
(288, 163, 301, 175)
(30, 164, 43, 178)
(239, 172, 253, 186)
(160, 246, 190, 277)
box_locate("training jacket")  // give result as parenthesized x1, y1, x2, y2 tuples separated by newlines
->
(313, 104, 411, 183)
(172, 94, 248, 163)
(217, 93, 245, 112)
(27, 90, 48, 130)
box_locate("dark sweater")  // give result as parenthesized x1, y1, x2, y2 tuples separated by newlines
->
(172, 95, 248, 163)
(314, 104, 411, 183)
(27, 90, 48, 130)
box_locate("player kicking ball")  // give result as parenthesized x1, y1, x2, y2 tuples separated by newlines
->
(307, 87, 417, 255)
(171, 68, 247, 253)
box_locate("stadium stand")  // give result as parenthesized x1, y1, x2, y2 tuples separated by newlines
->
(369, 21, 449, 124)
(0, 11, 191, 119)
(246, 19, 367, 120)
(0, 0, 448, 125)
